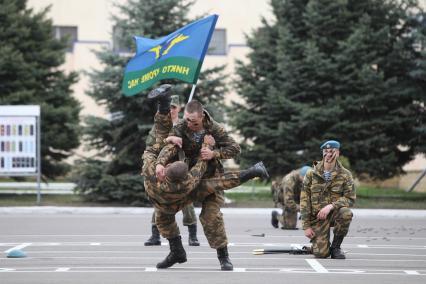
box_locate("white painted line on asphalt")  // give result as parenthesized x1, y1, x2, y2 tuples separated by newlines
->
(55, 268, 70, 272)
(305, 259, 329, 273)
(404, 270, 420, 275)
(90, 243, 101, 246)
(228, 243, 235, 246)
(4, 243, 32, 253)
(358, 245, 369, 248)
(233, 268, 246, 272)
(161, 242, 168, 246)
(349, 252, 426, 257)
(145, 267, 157, 272)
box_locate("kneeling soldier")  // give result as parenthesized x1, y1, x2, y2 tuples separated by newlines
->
(300, 140, 356, 259)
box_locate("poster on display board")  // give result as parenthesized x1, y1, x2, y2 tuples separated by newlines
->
(0, 106, 40, 176)
(0, 117, 37, 173)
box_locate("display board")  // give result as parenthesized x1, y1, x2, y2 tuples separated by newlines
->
(0, 106, 40, 177)
(0, 117, 37, 173)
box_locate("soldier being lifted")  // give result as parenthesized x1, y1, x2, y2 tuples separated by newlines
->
(271, 166, 311, 230)
(300, 140, 356, 259)
(144, 95, 199, 247)
(142, 85, 269, 271)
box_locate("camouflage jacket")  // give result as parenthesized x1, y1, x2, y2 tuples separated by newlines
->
(300, 160, 356, 230)
(144, 158, 207, 214)
(156, 110, 241, 177)
(280, 170, 303, 211)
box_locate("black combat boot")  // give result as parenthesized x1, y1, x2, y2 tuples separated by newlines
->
(271, 210, 279, 228)
(147, 84, 172, 114)
(217, 246, 233, 271)
(156, 236, 187, 269)
(188, 224, 200, 246)
(144, 224, 161, 246)
(239, 162, 270, 183)
(330, 235, 346, 259)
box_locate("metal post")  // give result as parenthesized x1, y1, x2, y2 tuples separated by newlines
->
(36, 115, 41, 205)
(406, 168, 426, 192)
(188, 84, 197, 102)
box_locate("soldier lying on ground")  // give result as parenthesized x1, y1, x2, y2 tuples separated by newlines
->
(141, 85, 269, 271)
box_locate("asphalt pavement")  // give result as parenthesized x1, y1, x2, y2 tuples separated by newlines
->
(0, 208, 425, 284)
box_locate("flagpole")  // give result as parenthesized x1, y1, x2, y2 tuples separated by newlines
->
(188, 84, 197, 102)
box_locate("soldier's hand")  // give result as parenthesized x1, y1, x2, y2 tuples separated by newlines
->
(166, 136, 182, 148)
(156, 164, 166, 181)
(200, 147, 215, 160)
(317, 204, 334, 220)
(203, 135, 216, 147)
(304, 228, 315, 239)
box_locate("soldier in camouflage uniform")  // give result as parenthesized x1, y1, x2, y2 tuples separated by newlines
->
(271, 166, 311, 230)
(144, 95, 200, 247)
(142, 85, 269, 270)
(155, 99, 242, 271)
(300, 140, 356, 259)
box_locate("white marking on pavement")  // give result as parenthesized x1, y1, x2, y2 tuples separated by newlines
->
(55, 268, 70, 272)
(4, 243, 32, 253)
(305, 259, 329, 273)
(349, 252, 426, 257)
(404, 270, 420, 275)
(90, 243, 101, 246)
(145, 267, 157, 272)
(233, 268, 246, 272)
(358, 245, 369, 248)
(228, 243, 235, 246)
(0, 268, 16, 272)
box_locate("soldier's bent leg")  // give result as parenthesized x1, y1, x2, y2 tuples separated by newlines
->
(330, 207, 353, 259)
(199, 193, 228, 249)
(182, 204, 199, 246)
(282, 207, 298, 229)
(332, 207, 353, 237)
(310, 218, 332, 258)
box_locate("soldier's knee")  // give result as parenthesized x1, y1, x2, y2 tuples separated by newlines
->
(338, 207, 353, 221)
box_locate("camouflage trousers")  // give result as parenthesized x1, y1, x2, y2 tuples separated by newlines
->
(278, 206, 298, 229)
(151, 203, 197, 226)
(155, 171, 241, 249)
(310, 207, 353, 258)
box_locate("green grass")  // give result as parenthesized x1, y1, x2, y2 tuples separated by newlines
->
(0, 194, 95, 207)
(1, 186, 426, 209)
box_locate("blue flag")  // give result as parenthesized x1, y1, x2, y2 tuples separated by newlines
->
(122, 15, 218, 96)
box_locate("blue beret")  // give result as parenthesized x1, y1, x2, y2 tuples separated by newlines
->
(320, 140, 340, 150)
(299, 166, 311, 177)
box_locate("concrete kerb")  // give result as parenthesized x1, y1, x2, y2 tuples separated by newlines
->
(0, 207, 426, 218)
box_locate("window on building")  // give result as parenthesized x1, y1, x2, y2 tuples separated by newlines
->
(53, 26, 78, 52)
(112, 25, 132, 54)
(207, 29, 227, 55)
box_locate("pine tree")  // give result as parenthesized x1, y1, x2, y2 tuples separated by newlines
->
(76, 0, 227, 204)
(0, 0, 81, 178)
(232, 0, 426, 179)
